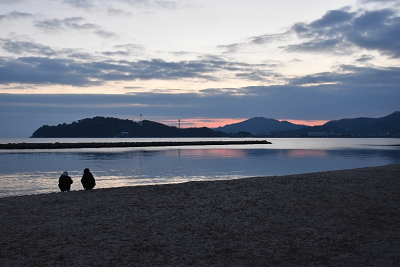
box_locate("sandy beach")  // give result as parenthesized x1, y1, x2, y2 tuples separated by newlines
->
(1, 164, 400, 266)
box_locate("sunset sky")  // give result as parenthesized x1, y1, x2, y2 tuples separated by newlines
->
(0, 0, 399, 137)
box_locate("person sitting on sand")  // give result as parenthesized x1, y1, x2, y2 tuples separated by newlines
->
(81, 168, 96, 190)
(58, 171, 73, 192)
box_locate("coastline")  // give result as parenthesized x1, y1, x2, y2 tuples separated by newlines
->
(1, 164, 400, 266)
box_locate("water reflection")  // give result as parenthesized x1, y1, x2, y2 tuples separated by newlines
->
(1, 142, 400, 197)
(286, 150, 328, 157)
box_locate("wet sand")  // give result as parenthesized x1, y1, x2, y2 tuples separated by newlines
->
(1, 164, 400, 266)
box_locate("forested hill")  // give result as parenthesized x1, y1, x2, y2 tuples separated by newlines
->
(31, 117, 227, 138)
(282, 111, 400, 137)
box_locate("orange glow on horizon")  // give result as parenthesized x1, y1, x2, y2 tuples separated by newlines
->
(279, 119, 328, 126)
(161, 118, 247, 129)
(161, 118, 328, 128)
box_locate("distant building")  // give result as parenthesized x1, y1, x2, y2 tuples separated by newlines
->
(120, 131, 129, 137)
(308, 132, 328, 137)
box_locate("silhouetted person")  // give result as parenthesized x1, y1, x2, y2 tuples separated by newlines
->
(59, 171, 73, 192)
(81, 168, 96, 190)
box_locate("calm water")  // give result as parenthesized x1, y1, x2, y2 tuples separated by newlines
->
(1, 138, 399, 197)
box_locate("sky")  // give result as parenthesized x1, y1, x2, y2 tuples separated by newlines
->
(0, 0, 399, 137)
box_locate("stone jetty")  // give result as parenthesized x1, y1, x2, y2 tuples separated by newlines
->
(0, 140, 271, 149)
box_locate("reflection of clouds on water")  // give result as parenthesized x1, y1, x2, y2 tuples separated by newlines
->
(1, 138, 400, 197)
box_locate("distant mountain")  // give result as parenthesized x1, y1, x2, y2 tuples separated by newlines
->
(215, 117, 306, 135)
(31, 112, 400, 138)
(285, 111, 400, 137)
(31, 116, 227, 138)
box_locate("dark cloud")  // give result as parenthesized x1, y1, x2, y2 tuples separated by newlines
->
(288, 65, 400, 88)
(283, 38, 353, 55)
(1, 64, 398, 137)
(286, 8, 400, 58)
(0, 56, 281, 86)
(0, 39, 106, 61)
(0, 57, 101, 86)
(224, 7, 400, 58)
(0, 11, 33, 21)
(235, 69, 275, 81)
(309, 9, 355, 28)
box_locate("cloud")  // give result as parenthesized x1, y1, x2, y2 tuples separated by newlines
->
(217, 43, 241, 54)
(0, 11, 34, 21)
(101, 44, 144, 57)
(217, 32, 288, 54)
(34, 17, 117, 38)
(34, 17, 92, 31)
(0, 39, 56, 55)
(62, 0, 94, 9)
(1, 64, 399, 136)
(153, 0, 178, 9)
(221, 7, 400, 59)
(0, 54, 283, 86)
(360, 0, 399, 3)
(355, 54, 374, 62)
(107, 8, 133, 16)
(94, 29, 118, 38)
(0, 38, 107, 61)
(118, 0, 179, 9)
(286, 8, 400, 58)
(287, 65, 400, 88)
(0, 0, 23, 4)
(1, 64, 399, 137)
(308, 9, 355, 28)
(234, 69, 276, 82)
(0, 57, 102, 86)
(283, 38, 353, 55)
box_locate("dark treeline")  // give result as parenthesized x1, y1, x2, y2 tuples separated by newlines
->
(31, 116, 228, 138)
(279, 111, 400, 137)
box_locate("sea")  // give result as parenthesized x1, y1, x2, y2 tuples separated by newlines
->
(1, 137, 400, 197)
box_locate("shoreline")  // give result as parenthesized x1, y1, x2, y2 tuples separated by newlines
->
(1, 164, 400, 266)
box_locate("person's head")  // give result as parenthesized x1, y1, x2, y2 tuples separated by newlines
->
(62, 171, 68, 176)
(84, 168, 90, 174)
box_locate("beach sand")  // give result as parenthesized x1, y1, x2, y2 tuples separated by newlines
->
(1, 164, 400, 266)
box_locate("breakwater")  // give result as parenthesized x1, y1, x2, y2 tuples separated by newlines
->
(0, 140, 271, 149)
